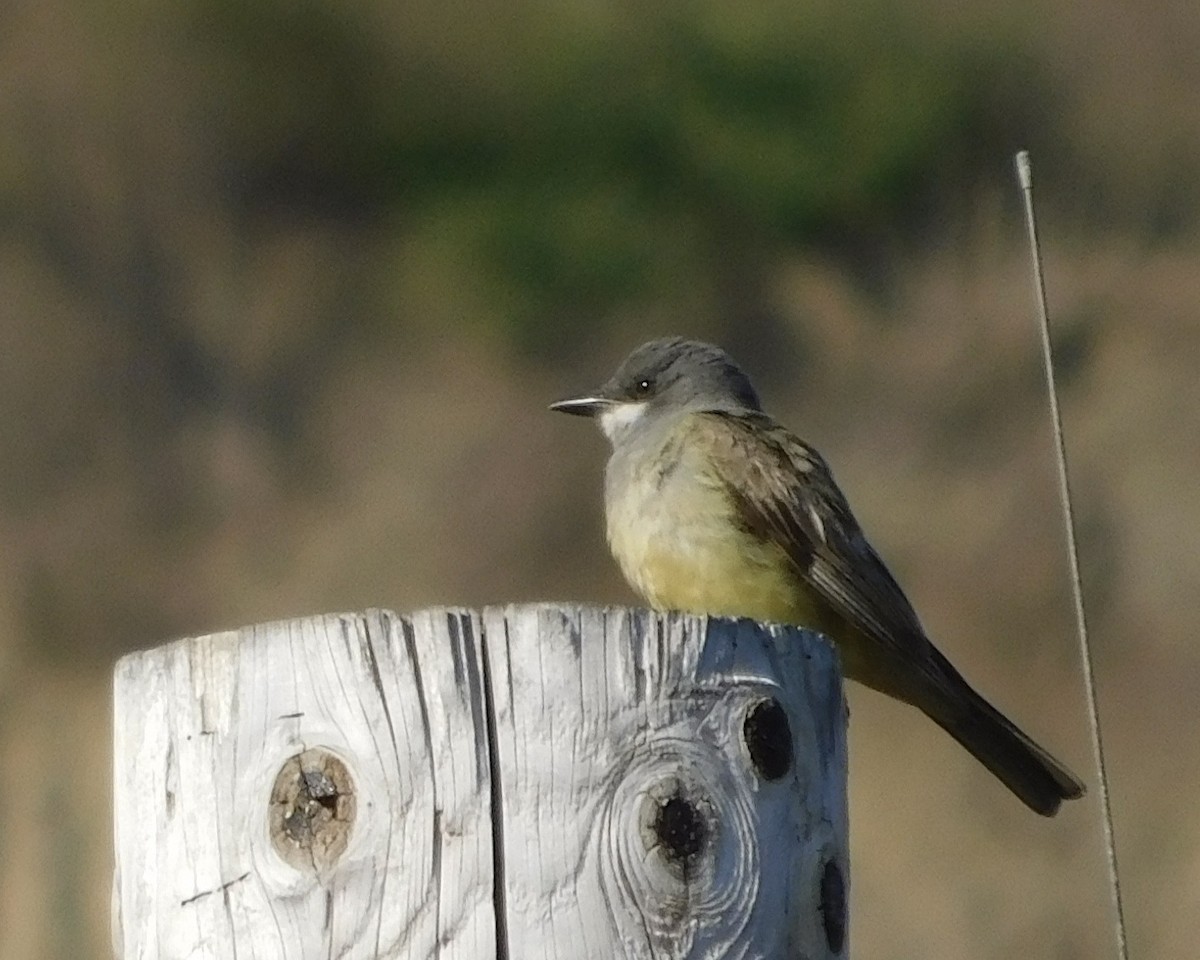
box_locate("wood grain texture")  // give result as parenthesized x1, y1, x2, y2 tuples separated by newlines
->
(113, 605, 847, 959)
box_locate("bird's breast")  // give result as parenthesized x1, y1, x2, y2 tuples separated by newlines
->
(604, 436, 814, 625)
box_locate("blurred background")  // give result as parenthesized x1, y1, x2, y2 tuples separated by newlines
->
(1, 0, 1196, 955)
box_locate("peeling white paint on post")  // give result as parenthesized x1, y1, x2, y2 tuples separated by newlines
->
(113, 604, 848, 959)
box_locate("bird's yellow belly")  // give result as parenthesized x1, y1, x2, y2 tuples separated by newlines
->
(606, 477, 828, 629)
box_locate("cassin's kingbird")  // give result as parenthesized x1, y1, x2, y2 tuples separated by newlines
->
(551, 336, 1084, 815)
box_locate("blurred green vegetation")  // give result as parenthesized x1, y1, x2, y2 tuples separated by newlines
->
(0, 0, 1190, 662)
(187, 0, 1069, 348)
(0, 0, 1188, 666)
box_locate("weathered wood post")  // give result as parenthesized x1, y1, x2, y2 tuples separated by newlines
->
(113, 604, 848, 959)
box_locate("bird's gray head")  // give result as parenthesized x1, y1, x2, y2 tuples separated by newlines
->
(550, 337, 762, 444)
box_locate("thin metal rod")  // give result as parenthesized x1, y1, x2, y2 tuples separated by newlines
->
(1015, 150, 1129, 960)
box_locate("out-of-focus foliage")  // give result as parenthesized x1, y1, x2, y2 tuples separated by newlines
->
(188, 0, 1065, 347)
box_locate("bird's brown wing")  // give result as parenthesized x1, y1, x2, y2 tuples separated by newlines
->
(696, 409, 932, 667)
(694, 411, 1086, 813)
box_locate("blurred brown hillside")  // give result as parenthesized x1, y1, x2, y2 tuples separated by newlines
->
(1, 0, 1197, 957)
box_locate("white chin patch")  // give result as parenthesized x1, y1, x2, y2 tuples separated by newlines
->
(598, 401, 648, 440)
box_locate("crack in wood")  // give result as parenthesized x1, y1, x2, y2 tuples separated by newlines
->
(479, 616, 511, 960)
(179, 871, 250, 907)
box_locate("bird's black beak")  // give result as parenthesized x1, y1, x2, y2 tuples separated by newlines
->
(548, 395, 615, 418)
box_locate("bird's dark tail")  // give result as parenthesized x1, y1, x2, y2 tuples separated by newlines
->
(921, 651, 1086, 816)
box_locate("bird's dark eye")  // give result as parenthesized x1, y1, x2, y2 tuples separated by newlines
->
(634, 378, 653, 397)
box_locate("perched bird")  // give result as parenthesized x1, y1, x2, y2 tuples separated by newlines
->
(551, 336, 1084, 815)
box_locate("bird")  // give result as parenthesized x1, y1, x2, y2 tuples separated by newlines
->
(550, 336, 1085, 815)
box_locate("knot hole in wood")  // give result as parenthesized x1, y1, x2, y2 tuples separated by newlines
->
(600, 720, 762, 953)
(820, 856, 847, 954)
(269, 747, 356, 874)
(742, 697, 793, 781)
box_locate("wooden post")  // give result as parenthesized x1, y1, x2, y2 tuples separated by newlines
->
(113, 604, 848, 959)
